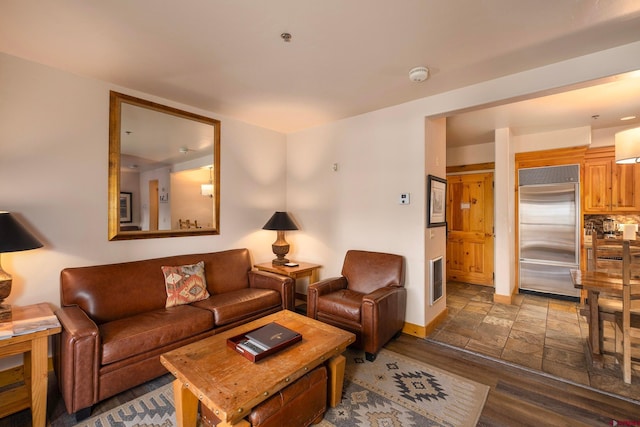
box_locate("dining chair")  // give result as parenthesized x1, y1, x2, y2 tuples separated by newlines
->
(614, 240, 640, 384)
(585, 231, 640, 354)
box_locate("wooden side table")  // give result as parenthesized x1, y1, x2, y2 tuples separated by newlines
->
(0, 303, 61, 427)
(254, 261, 321, 301)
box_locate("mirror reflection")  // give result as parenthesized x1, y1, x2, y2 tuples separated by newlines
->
(108, 91, 220, 240)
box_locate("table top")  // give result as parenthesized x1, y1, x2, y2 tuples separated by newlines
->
(160, 310, 354, 425)
(570, 269, 640, 293)
(0, 303, 61, 346)
(254, 261, 321, 275)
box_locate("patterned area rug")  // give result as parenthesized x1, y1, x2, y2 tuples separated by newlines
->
(318, 348, 489, 427)
(74, 348, 488, 427)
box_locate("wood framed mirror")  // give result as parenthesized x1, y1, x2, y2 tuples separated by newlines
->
(108, 91, 220, 240)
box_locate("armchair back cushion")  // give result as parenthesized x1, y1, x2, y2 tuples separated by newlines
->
(342, 250, 404, 293)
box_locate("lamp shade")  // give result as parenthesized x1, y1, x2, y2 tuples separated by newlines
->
(262, 211, 298, 231)
(200, 183, 213, 197)
(0, 212, 43, 253)
(615, 127, 640, 164)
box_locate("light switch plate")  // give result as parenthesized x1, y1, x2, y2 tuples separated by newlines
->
(399, 193, 410, 204)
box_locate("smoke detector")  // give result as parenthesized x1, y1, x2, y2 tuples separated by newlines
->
(409, 66, 429, 82)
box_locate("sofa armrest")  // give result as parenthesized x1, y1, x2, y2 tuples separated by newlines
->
(248, 270, 295, 310)
(306, 277, 348, 318)
(54, 305, 100, 415)
(361, 286, 407, 354)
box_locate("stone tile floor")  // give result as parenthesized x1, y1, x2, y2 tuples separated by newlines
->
(428, 281, 640, 401)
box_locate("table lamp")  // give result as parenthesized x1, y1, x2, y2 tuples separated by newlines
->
(262, 211, 298, 266)
(0, 212, 43, 322)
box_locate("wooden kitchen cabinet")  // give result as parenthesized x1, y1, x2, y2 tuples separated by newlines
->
(583, 146, 640, 213)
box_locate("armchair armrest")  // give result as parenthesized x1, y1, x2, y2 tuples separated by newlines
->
(54, 305, 100, 414)
(307, 277, 348, 318)
(361, 286, 407, 355)
(362, 285, 404, 304)
(248, 270, 295, 310)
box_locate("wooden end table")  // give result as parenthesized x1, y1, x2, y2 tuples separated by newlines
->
(0, 303, 61, 427)
(254, 261, 321, 299)
(160, 310, 354, 427)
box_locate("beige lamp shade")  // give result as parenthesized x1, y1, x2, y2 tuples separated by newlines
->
(615, 127, 640, 164)
(200, 183, 213, 197)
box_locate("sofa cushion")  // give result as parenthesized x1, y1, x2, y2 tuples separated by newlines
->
(100, 305, 213, 365)
(161, 261, 210, 308)
(192, 288, 281, 326)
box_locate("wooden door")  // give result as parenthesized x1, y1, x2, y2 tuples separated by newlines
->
(446, 172, 494, 286)
(148, 180, 159, 231)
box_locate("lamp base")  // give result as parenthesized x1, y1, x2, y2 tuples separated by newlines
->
(272, 257, 290, 266)
(0, 303, 11, 323)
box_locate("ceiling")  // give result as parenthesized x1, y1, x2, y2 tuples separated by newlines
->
(446, 71, 640, 147)
(2, 1, 640, 141)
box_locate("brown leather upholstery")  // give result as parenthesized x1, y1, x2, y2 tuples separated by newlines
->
(307, 250, 405, 361)
(54, 248, 295, 418)
(201, 365, 327, 427)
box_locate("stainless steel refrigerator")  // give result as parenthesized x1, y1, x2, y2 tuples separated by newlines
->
(518, 164, 580, 298)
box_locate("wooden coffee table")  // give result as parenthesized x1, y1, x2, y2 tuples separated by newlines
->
(160, 310, 355, 427)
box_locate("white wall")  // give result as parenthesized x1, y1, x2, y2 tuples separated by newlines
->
(447, 142, 495, 166)
(286, 40, 640, 329)
(286, 103, 427, 326)
(0, 52, 287, 312)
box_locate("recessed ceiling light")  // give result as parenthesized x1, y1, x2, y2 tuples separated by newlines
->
(620, 115, 637, 121)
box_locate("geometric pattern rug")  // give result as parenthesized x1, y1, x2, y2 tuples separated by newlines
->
(74, 348, 489, 427)
(317, 348, 489, 427)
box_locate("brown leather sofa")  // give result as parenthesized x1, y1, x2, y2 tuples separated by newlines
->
(201, 365, 327, 427)
(307, 249, 405, 361)
(54, 248, 294, 419)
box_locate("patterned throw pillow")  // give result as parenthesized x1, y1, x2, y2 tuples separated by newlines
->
(161, 261, 210, 308)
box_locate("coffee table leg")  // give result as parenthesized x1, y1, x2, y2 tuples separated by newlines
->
(173, 379, 199, 427)
(327, 354, 346, 407)
(217, 419, 251, 427)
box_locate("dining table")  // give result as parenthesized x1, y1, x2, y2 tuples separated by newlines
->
(570, 268, 640, 367)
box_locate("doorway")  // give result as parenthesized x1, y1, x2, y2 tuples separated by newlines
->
(148, 179, 159, 231)
(445, 171, 494, 286)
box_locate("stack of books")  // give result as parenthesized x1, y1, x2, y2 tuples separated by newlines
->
(228, 322, 302, 362)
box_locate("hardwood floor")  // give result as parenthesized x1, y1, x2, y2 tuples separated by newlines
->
(2, 335, 639, 426)
(388, 335, 640, 426)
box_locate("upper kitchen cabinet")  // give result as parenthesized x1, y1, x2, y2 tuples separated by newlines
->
(583, 146, 640, 213)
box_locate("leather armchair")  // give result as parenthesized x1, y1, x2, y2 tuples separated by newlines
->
(307, 250, 406, 361)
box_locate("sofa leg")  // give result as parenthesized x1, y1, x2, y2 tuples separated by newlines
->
(365, 352, 377, 362)
(75, 407, 92, 422)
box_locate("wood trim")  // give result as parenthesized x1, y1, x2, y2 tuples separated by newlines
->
(402, 322, 427, 338)
(494, 293, 514, 305)
(446, 162, 495, 174)
(403, 308, 448, 338)
(514, 146, 588, 170)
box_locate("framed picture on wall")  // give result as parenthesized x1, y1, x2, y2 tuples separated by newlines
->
(427, 175, 446, 228)
(119, 192, 132, 223)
